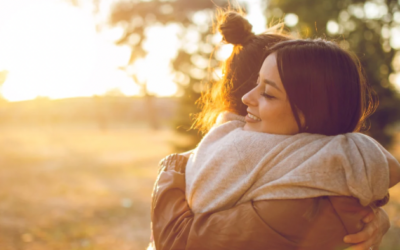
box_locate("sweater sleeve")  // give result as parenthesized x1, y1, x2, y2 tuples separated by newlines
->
(151, 154, 374, 250)
(340, 133, 390, 206)
(360, 134, 400, 188)
(151, 154, 296, 250)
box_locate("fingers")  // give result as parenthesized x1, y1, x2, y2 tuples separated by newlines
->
(344, 211, 377, 244)
(344, 208, 387, 250)
(362, 211, 375, 224)
(344, 213, 380, 250)
(343, 240, 375, 250)
(344, 219, 377, 244)
(344, 236, 378, 250)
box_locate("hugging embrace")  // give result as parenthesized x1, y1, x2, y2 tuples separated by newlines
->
(149, 10, 400, 250)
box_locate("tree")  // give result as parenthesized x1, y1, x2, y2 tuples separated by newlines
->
(267, 0, 400, 147)
(109, 0, 400, 149)
(110, 0, 228, 150)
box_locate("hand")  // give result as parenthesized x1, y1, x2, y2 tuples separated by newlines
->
(343, 208, 390, 250)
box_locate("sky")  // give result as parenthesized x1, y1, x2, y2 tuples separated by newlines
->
(0, 0, 398, 102)
(0, 0, 268, 102)
(0, 0, 139, 101)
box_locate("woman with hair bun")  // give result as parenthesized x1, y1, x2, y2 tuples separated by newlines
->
(149, 10, 399, 250)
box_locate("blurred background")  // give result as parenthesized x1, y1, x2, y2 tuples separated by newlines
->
(0, 0, 399, 249)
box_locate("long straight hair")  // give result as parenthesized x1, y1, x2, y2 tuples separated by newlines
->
(268, 39, 377, 135)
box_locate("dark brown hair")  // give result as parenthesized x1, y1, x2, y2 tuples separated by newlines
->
(268, 39, 377, 135)
(193, 10, 292, 133)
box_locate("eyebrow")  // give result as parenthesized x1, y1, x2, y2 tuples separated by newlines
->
(262, 78, 282, 92)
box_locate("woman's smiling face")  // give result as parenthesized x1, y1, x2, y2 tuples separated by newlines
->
(242, 53, 304, 135)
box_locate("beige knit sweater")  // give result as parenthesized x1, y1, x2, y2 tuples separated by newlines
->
(185, 112, 391, 213)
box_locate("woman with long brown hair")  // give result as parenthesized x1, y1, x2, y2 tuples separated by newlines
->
(150, 10, 397, 250)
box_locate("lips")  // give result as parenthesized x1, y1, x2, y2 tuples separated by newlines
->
(245, 111, 261, 122)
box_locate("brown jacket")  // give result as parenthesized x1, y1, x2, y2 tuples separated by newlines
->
(151, 154, 376, 250)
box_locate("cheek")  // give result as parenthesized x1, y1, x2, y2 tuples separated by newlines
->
(260, 101, 298, 131)
(259, 101, 283, 120)
(280, 103, 299, 132)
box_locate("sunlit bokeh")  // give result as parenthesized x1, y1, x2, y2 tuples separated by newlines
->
(0, 0, 140, 101)
(0, 0, 186, 101)
(245, 0, 267, 34)
(0, 0, 268, 101)
(327, 20, 340, 34)
(284, 13, 299, 27)
(0, 1, 400, 250)
(129, 24, 181, 96)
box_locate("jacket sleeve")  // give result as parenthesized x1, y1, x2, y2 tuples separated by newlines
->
(151, 154, 296, 250)
(151, 154, 375, 250)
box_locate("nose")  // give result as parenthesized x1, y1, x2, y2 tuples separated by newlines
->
(242, 87, 257, 107)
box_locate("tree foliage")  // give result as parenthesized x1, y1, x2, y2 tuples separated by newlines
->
(110, 0, 232, 150)
(110, 0, 400, 149)
(267, 0, 400, 147)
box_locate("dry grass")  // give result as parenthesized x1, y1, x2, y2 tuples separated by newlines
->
(0, 125, 399, 250)
(0, 124, 183, 250)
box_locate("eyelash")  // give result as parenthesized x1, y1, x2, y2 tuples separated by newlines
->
(261, 93, 275, 99)
(256, 77, 275, 99)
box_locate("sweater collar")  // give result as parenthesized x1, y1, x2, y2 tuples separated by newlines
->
(215, 111, 246, 126)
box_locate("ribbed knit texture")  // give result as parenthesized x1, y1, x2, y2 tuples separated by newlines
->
(186, 112, 390, 213)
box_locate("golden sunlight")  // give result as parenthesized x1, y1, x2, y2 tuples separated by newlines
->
(0, 0, 163, 101)
(0, 0, 269, 102)
(127, 24, 181, 96)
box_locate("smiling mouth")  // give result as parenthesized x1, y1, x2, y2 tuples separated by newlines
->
(246, 112, 261, 122)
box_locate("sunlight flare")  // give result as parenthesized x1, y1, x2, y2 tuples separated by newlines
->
(0, 0, 137, 101)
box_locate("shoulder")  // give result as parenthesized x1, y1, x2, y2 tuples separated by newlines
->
(159, 153, 189, 173)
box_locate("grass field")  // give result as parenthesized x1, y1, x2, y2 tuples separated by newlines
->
(0, 124, 183, 250)
(0, 125, 399, 250)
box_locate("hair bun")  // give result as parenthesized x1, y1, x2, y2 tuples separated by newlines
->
(218, 11, 255, 46)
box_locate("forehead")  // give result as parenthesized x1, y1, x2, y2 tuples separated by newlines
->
(260, 53, 278, 75)
(259, 53, 284, 90)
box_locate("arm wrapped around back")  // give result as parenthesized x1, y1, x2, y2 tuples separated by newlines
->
(151, 154, 379, 250)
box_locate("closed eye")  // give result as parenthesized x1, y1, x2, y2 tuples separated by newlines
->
(261, 93, 275, 99)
